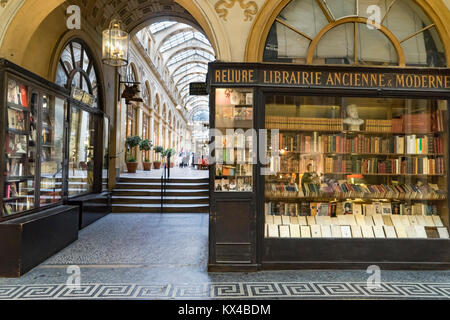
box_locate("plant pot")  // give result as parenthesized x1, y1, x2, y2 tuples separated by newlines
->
(170, 163, 174, 168)
(143, 162, 152, 171)
(154, 162, 161, 169)
(126, 162, 138, 173)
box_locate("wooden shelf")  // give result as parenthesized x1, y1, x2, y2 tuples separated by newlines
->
(280, 152, 445, 157)
(7, 102, 30, 112)
(265, 195, 447, 202)
(7, 128, 30, 135)
(269, 128, 444, 135)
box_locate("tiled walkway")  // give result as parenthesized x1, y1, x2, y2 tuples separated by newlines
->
(1, 213, 450, 300)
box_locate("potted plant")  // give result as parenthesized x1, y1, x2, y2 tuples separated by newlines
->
(165, 148, 176, 168)
(139, 139, 153, 171)
(153, 146, 164, 169)
(125, 135, 142, 173)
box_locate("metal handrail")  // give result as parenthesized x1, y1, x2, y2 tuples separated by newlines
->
(160, 154, 171, 214)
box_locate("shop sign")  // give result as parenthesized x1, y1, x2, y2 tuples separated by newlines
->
(211, 67, 450, 90)
(189, 82, 208, 96)
(71, 87, 96, 107)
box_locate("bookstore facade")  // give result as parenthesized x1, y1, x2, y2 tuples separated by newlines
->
(208, 0, 450, 270)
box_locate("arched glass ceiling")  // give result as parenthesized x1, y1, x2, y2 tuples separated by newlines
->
(160, 31, 211, 53)
(150, 21, 177, 34)
(144, 21, 215, 123)
(168, 49, 215, 67)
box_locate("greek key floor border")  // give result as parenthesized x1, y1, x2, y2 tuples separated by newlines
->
(1, 282, 450, 300)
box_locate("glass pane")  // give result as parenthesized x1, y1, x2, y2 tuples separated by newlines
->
(315, 23, 354, 64)
(358, 0, 390, 19)
(3, 80, 36, 216)
(82, 50, 90, 72)
(61, 46, 74, 72)
(56, 62, 68, 87)
(278, 0, 328, 39)
(40, 96, 65, 206)
(214, 88, 254, 192)
(263, 22, 311, 63)
(69, 108, 95, 196)
(402, 26, 447, 67)
(264, 95, 449, 239)
(72, 42, 82, 69)
(324, 0, 356, 19)
(357, 23, 398, 66)
(102, 117, 109, 191)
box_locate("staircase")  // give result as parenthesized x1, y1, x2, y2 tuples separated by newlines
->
(111, 176, 210, 213)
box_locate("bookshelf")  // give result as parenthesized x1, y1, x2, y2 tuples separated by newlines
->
(214, 88, 254, 192)
(264, 96, 449, 239)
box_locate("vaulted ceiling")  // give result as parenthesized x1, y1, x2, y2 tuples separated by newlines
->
(68, 0, 202, 33)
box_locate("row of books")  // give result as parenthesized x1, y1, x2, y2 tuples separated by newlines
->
(324, 156, 445, 175)
(266, 182, 447, 200)
(265, 213, 445, 228)
(278, 133, 444, 155)
(266, 117, 343, 131)
(265, 223, 449, 239)
(265, 201, 439, 217)
(266, 111, 446, 134)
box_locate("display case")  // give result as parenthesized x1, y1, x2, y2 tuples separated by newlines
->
(2, 76, 66, 217)
(208, 62, 450, 271)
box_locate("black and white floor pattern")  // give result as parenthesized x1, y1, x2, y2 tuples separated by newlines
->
(1, 282, 450, 300)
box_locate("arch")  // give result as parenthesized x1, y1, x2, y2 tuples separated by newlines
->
(305, 17, 405, 66)
(144, 80, 152, 107)
(166, 46, 215, 67)
(154, 93, 161, 115)
(245, 0, 450, 64)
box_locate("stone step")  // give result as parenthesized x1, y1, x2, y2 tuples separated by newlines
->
(111, 204, 209, 213)
(118, 177, 209, 184)
(114, 182, 209, 190)
(112, 189, 209, 197)
(111, 196, 209, 204)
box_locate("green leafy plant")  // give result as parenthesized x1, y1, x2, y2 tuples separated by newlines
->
(125, 135, 142, 163)
(144, 158, 151, 163)
(139, 139, 153, 152)
(153, 146, 164, 162)
(165, 148, 175, 157)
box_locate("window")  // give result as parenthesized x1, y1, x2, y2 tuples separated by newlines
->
(264, 95, 449, 239)
(69, 109, 95, 196)
(263, 0, 446, 67)
(56, 40, 101, 107)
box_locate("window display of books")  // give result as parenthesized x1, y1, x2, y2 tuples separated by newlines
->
(215, 88, 254, 192)
(3, 79, 36, 215)
(264, 96, 449, 239)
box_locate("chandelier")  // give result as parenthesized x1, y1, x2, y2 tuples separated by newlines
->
(102, 19, 129, 66)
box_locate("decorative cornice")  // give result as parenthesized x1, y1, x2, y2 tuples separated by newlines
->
(214, 0, 258, 21)
(0, 0, 8, 8)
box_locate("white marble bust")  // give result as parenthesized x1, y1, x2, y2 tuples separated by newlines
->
(344, 104, 364, 130)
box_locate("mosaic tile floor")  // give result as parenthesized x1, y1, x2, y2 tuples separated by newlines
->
(1, 214, 449, 300)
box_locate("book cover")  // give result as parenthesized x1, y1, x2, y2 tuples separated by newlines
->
(290, 225, 301, 238)
(351, 225, 363, 238)
(300, 226, 311, 238)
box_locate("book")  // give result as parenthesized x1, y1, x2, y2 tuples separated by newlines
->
(372, 215, 384, 226)
(307, 216, 316, 225)
(373, 226, 386, 238)
(265, 215, 274, 224)
(281, 216, 291, 225)
(351, 225, 363, 238)
(405, 226, 417, 238)
(300, 226, 311, 238)
(290, 217, 299, 224)
(268, 224, 279, 237)
(361, 225, 375, 238)
(355, 215, 366, 226)
(437, 227, 450, 239)
(353, 204, 362, 215)
(382, 215, 393, 226)
(432, 216, 444, 227)
(311, 225, 322, 237)
(273, 216, 282, 225)
(321, 225, 332, 237)
(425, 227, 439, 238)
(290, 225, 301, 238)
(331, 225, 342, 237)
(279, 225, 291, 238)
(381, 203, 392, 215)
(384, 226, 397, 238)
(364, 216, 375, 226)
(414, 226, 427, 238)
(395, 226, 408, 238)
(341, 226, 352, 238)
(408, 216, 418, 226)
(298, 216, 307, 225)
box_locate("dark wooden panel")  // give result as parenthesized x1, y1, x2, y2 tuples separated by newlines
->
(215, 200, 252, 243)
(67, 192, 111, 229)
(216, 243, 252, 263)
(0, 205, 79, 277)
(263, 238, 450, 268)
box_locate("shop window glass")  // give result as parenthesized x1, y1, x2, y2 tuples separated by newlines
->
(69, 108, 95, 196)
(264, 95, 449, 239)
(214, 88, 254, 192)
(103, 117, 109, 191)
(40, 96, 65, 206)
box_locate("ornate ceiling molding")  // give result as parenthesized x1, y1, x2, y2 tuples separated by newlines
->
(214, 0, 258, 21)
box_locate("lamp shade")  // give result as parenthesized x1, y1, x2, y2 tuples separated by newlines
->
(102, 19, 129, 66)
